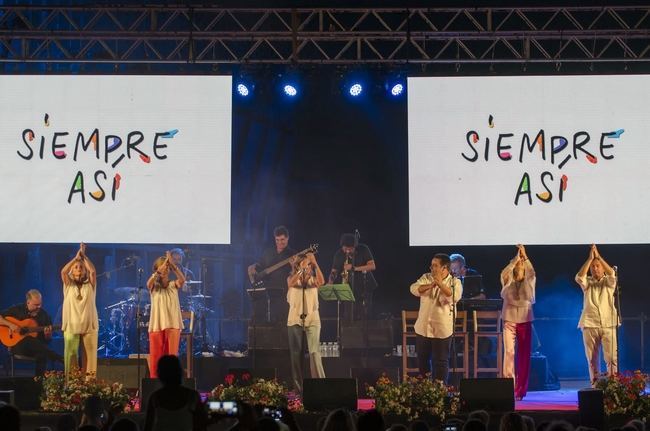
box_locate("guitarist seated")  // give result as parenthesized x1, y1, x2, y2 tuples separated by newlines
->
(0, 289, 63, 375)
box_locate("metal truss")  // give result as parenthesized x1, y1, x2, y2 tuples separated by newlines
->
(1, 5, 649, 65)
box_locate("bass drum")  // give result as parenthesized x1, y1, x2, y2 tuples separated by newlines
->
(126, 303, 150, 354)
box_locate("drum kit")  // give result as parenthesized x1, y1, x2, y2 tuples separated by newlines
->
(99, 280, 216, 357)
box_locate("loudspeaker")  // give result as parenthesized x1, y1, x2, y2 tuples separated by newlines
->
(140, 377, 197, 411)
(350, 367, 400, 398)
(460, 378, 514, 412)
(227, 368, 277, 382)
(0, 390, 14, 405)
(340, 320, 393, 350)
(529, 354, 560, 391)
(0, 377, 42, 410)
(578, 388, 604, 431)
(303, 378, 357, 411)
(97, 358, 149, 389)
(247, 323, 289, 350)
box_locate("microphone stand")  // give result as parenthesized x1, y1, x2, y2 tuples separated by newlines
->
(613, 266, 622, 375)
(450, 275, 457, 381)
(135, 267, 144, 401)
(299, 268, 308, 389)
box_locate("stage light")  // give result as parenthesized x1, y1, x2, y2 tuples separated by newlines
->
(236, 83, 250, 97)
(283, 84, 298, 97)
(349, 83, 363, 97)
(390, 83, 404, 96)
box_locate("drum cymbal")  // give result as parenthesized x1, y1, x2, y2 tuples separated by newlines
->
(105, 299, 130, 309)
(114, 286, 149, 296)
(188, 293, 211, 299)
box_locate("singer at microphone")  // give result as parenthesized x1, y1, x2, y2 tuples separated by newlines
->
(409, 253, 463, 385)
(575, 244, 619, 386)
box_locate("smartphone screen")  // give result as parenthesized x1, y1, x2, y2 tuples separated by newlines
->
(208, 401, 238, 415)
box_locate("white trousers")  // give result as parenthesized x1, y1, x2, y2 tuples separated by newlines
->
(581, 327, 618, 385)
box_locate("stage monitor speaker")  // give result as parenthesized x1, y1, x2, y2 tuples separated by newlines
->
(0, 390, 14, 405)
(528, 354, 560, 391)
(247, 323, 289, 350)
(227, 368, 277, 382)
(303, 378, 357, 411)
(140, 377, 197, 411)
(97, 358, 149, 389)
(0, 377, 42, 410)
(460, 378, 514, 412)
(578, 388, 605, 431)
(350, 367, 400, 398)
(340, 320, 393, 350)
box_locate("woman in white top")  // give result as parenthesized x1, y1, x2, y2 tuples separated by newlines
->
(60, 242, 98, 379)
(286, 252, 326, 394)
(147, 251, 186, 378)
(500, 244, 536, 401)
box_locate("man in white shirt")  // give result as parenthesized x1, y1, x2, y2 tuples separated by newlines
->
(500, 244, 535, 400)
(575, 244, 619, 386)
(410, 253, 462, 384)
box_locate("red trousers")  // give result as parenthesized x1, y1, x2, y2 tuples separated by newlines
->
(148, 328, 181, 378)
(503, 321, 532, 398)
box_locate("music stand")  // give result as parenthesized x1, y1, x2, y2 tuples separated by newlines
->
(319, 284, 355, 344)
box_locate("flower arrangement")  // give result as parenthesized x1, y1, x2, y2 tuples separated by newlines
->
(210, 373, 290, 409)
(366, 374, 459, 421)
(39, 368, 133, 413)
(594, 371, 649, 418)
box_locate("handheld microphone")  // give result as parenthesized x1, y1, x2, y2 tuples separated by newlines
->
(612, 265, 618, 272)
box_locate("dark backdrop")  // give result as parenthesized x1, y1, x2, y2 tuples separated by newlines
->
(1, 68, 648, 377)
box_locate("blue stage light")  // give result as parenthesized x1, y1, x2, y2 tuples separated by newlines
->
(283, 84, 297, 97)
(236, 83, 250, 97)
(390, 83, 404, 96)
(349, 83, 363, 97)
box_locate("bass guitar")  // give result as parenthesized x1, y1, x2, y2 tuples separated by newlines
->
(0, 316, 61, 347)
(249, 244, 318, 288)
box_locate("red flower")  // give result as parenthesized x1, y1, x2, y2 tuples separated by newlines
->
(225, 374, 235, 385)
(242, 372, 251, 382)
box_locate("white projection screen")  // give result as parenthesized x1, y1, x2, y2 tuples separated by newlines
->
(408, 75, 650, 246)
(0, 75, 232, 244)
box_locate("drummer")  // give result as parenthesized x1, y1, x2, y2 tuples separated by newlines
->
(170, 248, 194, 292)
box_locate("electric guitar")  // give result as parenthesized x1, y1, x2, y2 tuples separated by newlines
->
(0, 316, 61, 347)
(249, 244, 319, 288)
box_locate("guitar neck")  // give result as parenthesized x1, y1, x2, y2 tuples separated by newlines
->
(260, 247, 315, 276)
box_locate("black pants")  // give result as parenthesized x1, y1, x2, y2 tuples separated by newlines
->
(11, 337, 63, 376)
(416, 334, 451, 384)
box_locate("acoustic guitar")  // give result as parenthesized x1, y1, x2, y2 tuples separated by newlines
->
(249, 244, 319, 288)
(0, 316, 61, 347)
